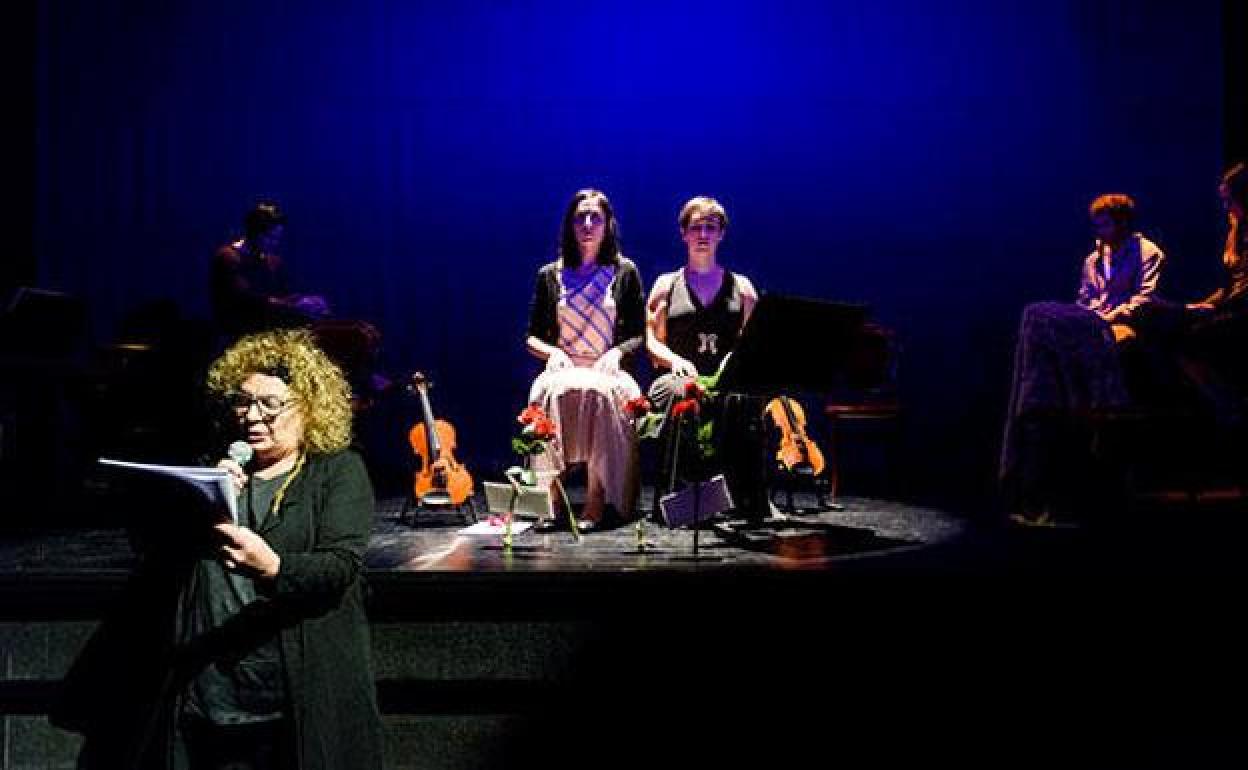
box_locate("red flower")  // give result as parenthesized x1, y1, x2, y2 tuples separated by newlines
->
(671, 398, 701, 419)
(531, 416, 557, 441)
(517, 403, 546, 426)
(683, 381, 705, 399)
(623, 396, 651, 419)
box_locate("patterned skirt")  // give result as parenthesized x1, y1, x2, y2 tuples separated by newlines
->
(999, 302, 1129, 508)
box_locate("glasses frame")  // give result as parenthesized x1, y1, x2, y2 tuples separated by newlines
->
(228, 391, 295, 418)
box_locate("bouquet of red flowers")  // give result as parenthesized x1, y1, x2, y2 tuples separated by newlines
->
(509, 403, 577, 537)
(512, 403, 557, 479)
(623, 395, 665, 441)
(670, 380, 715, 462)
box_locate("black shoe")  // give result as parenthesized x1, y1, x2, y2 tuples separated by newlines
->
(538, 499, 578, 532)
(597, 504, 636, 531)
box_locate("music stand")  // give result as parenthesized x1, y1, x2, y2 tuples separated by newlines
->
(717, 293, 868, 396)
(1, 287, 87, 359)
(714, 292, 868, 520)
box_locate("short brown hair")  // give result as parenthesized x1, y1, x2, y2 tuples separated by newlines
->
(1089, 193, 1136, 223)
(679, 196, 729, 231)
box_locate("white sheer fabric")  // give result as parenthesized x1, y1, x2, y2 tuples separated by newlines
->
(527, 366, 640, 516)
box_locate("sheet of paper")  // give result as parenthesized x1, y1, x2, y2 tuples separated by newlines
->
(456, 520, 535, 536)
(99, 458, 239, 524)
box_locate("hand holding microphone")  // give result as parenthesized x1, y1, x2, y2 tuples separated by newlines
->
(217, 440, 253, 496)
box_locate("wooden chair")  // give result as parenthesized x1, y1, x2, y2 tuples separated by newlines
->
(823, 323, 902, 499)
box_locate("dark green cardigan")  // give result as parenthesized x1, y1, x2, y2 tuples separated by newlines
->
(54, 450, 383, 770)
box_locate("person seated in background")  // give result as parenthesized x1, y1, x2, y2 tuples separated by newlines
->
(1000, 193, 1166, 526)
(525, 189, 646, 530)
(210, 201, 331, 342)
(1177, 162, 1248, 421)
(1075, 193, 1167, 343)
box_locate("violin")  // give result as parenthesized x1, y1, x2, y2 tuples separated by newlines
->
(765, 395, 826, 477)
(407, 372, 474, 507)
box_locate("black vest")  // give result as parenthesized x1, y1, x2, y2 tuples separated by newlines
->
(664, 269, 744, 376)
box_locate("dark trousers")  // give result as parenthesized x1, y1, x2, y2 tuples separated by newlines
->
(179, 717, 295, 770)
(648, 374, 769, 517)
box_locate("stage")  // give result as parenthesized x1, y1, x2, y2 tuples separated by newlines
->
(2, 491, 1245, 767)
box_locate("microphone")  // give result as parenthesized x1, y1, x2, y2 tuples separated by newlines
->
(227, 440, 254, 468)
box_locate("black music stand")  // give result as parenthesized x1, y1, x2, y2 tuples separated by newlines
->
(1, 287, 87, 359)
(717, 293, 868, 397)
(714, 292, 868, 521)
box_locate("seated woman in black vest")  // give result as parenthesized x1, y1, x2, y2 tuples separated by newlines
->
(646, 196, 758, 407)
(645, 197, 762, 512)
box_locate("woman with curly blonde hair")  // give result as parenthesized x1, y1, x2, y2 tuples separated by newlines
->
(56, 329, 383, 769)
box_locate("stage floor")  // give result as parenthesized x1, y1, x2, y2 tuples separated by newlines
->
(0, 492, 962, 574)
(0, 490, 967, 620)
(368, 492, 963, 572)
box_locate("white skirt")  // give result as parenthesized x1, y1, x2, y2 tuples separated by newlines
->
(527, 366, 641, 515)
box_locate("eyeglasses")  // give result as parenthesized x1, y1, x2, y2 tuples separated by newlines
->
(575, 212, 605, 228)
(228, 392, 294, 417)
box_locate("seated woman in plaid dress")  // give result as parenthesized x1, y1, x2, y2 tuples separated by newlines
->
(525, 189, 646, 528)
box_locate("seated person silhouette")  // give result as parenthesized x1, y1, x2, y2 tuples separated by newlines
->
(1000, 193, 1167, 526)
(210, 201, 330, 343)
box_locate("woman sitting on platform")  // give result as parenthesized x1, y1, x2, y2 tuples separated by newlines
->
(645, 196, 762, 512)
(1000, 193, 1166, 526)
(526, 189, 646, 529)
(645, 196, 758, 409)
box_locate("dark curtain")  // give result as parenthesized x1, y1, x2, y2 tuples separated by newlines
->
(33, 0, 1225, 507)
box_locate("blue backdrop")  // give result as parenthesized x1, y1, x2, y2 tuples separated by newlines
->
(35, 0, 1226, 509)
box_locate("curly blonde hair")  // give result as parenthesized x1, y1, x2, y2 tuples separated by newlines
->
(206, 329, 354, 454)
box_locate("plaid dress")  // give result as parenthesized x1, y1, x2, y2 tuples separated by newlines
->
(528, 265, 641, 517)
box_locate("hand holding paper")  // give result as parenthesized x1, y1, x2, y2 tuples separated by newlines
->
(215, 523, 281, 578)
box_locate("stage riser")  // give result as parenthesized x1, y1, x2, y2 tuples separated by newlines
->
(0, 715, 527, 770)
(0, 620, 596, 769)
